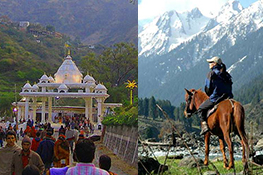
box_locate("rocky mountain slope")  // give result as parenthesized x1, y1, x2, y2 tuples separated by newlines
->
(0, 0, 137, 46)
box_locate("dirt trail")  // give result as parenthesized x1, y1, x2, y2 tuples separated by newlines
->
(94, 142, 138, 175)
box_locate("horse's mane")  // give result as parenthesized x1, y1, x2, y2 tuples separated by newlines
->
(191, 89, 209, 105)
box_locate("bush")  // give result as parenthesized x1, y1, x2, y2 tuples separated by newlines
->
(102, 105, 138, 126)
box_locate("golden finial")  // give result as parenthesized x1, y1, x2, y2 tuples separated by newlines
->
(67, 49, 71, 55)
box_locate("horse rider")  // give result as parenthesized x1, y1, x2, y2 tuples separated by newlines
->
(198, 56, 233, 135)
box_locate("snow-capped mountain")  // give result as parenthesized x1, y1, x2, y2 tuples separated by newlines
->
(214, 0, 243, 24)
(138, 0, 244, 58)
(139, 0, 263, 105)
(138, 8, 210, 57)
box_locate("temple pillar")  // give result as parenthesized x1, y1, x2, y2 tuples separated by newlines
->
(96, 98, 105, 124)
(32, 97, 37, 123)
(17, 106, 21, 122)
(25, 98, 29, 121)
(41, 97, 46, 123)
(48, 97, 52, 123)
(84, 97, 93, 124)
(21, 106, 25, 122)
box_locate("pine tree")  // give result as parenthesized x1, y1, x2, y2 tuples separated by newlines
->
(149, 96, 157, 120)
(143, 98, 149, 117)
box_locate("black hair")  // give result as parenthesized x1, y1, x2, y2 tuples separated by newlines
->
(220, 63, 227, 72)
(99, 154, 111, 171)
(22, 164, 40, 175)
(74, 138, 95, 163)
(36, 132, 41, 137)
(6, 130, 16, 140)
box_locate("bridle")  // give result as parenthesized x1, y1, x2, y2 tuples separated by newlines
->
(185, 91, 198, 117)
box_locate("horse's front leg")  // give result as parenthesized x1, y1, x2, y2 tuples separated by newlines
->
(219, 137, 228, 168)
(204, 132, 211, 166)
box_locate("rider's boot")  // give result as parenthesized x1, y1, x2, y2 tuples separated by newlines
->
(200, 121, 209, 135)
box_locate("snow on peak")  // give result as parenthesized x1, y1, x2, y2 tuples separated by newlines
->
(214, 0, 243, 24)
(139, 8, 210, 57)
(188, 7, 203, 18)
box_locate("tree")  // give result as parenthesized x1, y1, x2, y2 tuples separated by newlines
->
(80, 42, 138, 87)
(46, 25, 55, 32)
(138, 98, 143, 115)
(143, 98, 149, 118)
(149, 96, 157, 120)
(251, 93, 260, 106)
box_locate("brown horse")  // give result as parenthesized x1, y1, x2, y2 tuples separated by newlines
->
(184, 88, 249, 170)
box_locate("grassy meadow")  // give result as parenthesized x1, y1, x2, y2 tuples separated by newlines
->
(156, 157, 263, 175)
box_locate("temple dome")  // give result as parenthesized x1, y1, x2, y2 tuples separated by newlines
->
(32, 84, 39, 91)
(95, 84, 107, 90)
(54, 55, 83, 84)
(49, 76, 55, 83)
(39, 74, 49, 83)
(23, 82, 32, 89)
(58, 84, 68, 93)
(83, 75, 95, 83)
(22, 82, 32, 92)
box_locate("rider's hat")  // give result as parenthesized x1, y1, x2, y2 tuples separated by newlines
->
(207, 56, 222, 64)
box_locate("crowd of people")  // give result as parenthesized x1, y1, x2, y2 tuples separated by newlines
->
(0, 119, 117, 175)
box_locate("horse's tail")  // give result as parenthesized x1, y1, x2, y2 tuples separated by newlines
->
(233, 100, 250, 169)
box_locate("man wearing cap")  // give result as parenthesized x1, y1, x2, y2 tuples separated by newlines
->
(12, 136, 44, 175)
(0, 131, 21, 175)
(198, 56, 233, 135)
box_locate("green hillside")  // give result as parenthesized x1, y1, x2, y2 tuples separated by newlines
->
(0, 23, 67, 116)
(0, 22, 138, 118)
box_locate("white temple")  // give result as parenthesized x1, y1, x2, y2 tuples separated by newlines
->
(14, 54, 122, 125)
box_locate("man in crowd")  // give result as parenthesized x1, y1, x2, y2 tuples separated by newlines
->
(99, 155, 117, 175)
(0, 127, 5, 147)
(66, 139, 109, 175)
(31, 132, 42, 152)
(36, 131, 55, 171)
(53, 134, 70, 167)
(12, 136, 44, 175)
(65, 126, 75, 153)
(0, 130, 21, 175)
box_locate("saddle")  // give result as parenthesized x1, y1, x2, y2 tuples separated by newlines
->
(207, 94, 233, 118)
(207, 105, 218, 118)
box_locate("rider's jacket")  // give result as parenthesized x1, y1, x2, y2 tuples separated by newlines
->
(205, 64, 233, 102)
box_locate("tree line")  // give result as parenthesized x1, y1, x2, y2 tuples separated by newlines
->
(138, 96, 200, 131)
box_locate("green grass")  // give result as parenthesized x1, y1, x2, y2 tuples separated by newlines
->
(155, 157, 263, 175)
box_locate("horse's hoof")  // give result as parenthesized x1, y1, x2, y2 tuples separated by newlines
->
(204, 161, 208, 166)
(223, 164, 228, 169)
(226, 165, 233, 170)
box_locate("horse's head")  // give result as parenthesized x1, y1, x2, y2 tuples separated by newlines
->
(184, 88, 198, 118)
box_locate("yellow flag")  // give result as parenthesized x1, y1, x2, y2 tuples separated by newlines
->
(64, 43, 70, 48)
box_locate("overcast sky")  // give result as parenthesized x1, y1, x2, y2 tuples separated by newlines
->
(138, 0, 258, 21)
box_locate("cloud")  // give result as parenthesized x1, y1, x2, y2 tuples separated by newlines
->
(139, 0, 229, 20)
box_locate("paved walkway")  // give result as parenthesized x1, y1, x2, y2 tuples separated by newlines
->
(16, 128, 137, 175)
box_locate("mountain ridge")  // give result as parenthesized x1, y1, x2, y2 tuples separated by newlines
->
(0, 0, 137, 46)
